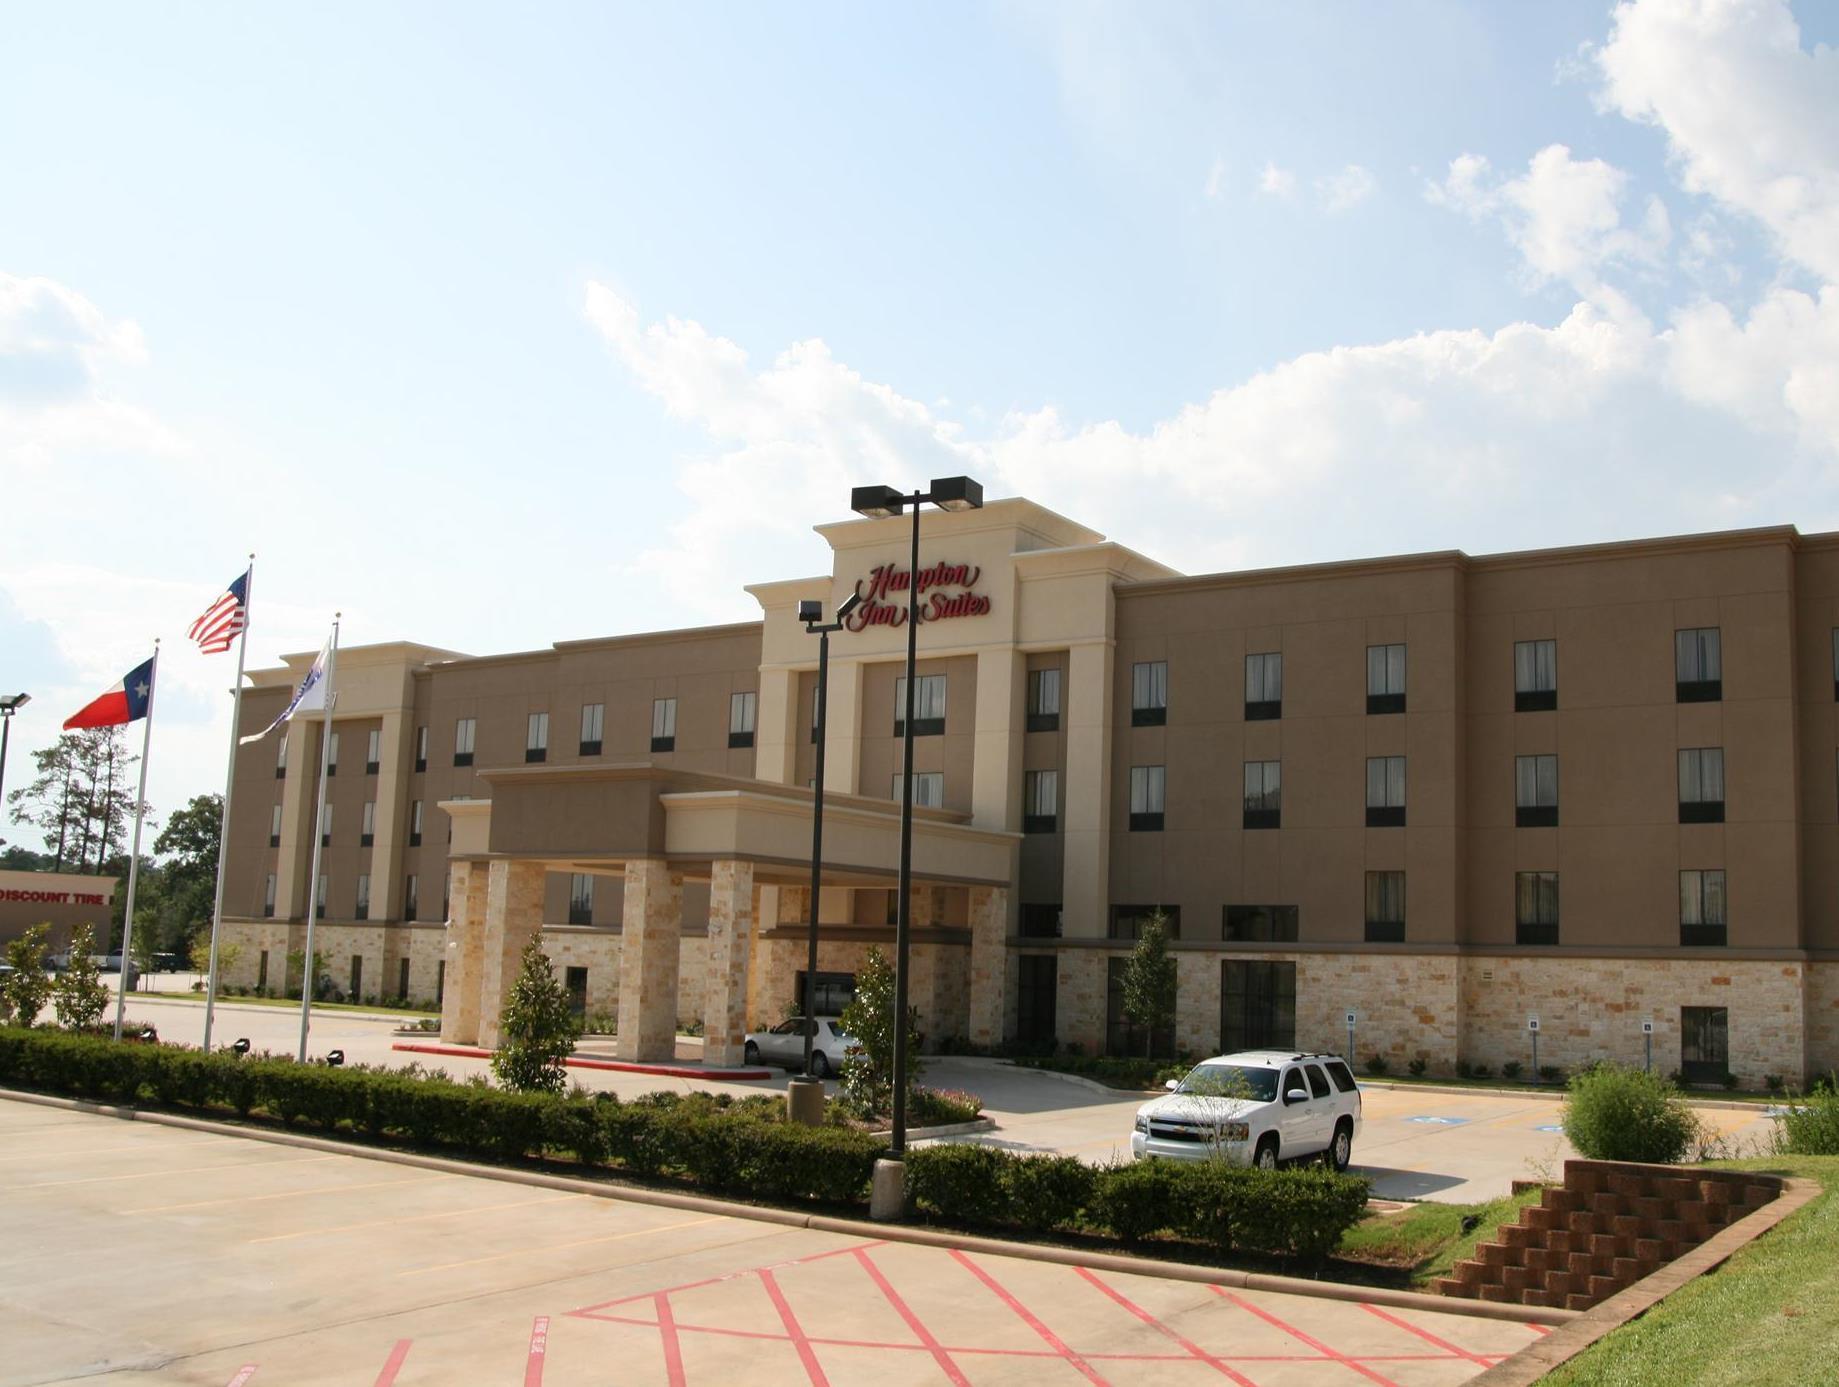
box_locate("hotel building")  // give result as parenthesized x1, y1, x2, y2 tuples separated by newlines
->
(216, 499, 1839, 1086)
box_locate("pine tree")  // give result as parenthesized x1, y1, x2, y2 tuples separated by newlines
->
(1121, 909, 1178, 1058)
(54, 924, 109, 1031)
(490, 933, 579, 1093)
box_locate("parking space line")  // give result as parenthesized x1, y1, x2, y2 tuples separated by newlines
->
(1359, 1304, 1500, 1367)
(949, 1250, 1108, 1385)
(0, 1137, 243, 1163)
(1212, 1288, 1399, 1387)
(397, 1213, 727, 1276)
(852, 1247, 972, 1386)
(224, 1367, 258, 1386)
(1073, 1267, 1258, 1385)
(23, 1155, 339, 1189)
(250, 1193, 578, 1244)
(654, 1295, 687, 1387)
(524, 1316, 549, 1387)
(758, 1268, 829, 1386)
(130, 1172, 445, 1215)
(371, 1339, 412, 1387)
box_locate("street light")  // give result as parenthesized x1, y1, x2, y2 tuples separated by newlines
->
(791, 590, 863, 1108)
(0, 692, 30, 821)
(849, 477, 983, 1161)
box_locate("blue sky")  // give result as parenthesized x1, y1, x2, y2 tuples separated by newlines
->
(3, 1, 1838, 843)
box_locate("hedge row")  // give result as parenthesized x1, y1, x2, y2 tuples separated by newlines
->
(905, 1142, 1370, 1262)
(0, 1027, 884, 1205)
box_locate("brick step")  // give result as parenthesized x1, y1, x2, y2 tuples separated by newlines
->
(1430, 1277, 1473, 1299)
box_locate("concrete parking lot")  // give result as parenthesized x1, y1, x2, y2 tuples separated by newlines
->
(2, 1100, 1551, 1386)
(109, 988, 1778, 1204)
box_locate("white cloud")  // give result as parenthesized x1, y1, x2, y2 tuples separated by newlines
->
(1314, 164, 1376, 214)
(1257, 162, 1296, 198)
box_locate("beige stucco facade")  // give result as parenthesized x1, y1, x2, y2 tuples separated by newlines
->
(216, 500, 1839, 1086)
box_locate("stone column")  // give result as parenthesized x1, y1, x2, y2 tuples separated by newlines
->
(1061, 640, 1113, 940)
(967, 885, 1008, 1049)
(616, 859, 682, 1062)
(703, 859, 754, 1065)
(475, 859, 546, 1049)
(440, 859, 490, 1044)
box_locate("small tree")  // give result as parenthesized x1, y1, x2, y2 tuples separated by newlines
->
(838, 946, 922, 1117)
(190, 934, 243, 990)
(1121, 909, 1178, 1058)
(54, 924, 109, 1030)
(3, 924, 55, 1026)
(491, 933, 579, 1094)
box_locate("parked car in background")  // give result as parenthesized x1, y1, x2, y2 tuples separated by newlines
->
(743, 1017, 858, 1077)
(1131, 1050, 1363, 1171)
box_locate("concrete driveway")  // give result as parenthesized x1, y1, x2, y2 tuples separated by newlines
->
(0, 1100, 1550, 1386)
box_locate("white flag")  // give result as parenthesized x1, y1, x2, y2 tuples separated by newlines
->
(239, 636, 333, 744)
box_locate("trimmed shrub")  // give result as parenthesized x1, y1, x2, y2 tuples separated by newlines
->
(1562, 1063, 1699, 1163)
(1091, 1158, 1184, 1241)
(907, 1144, 1014, 1224)
(1005, 1155, 1098, 1232)
(1774, 1078, 1839, 1156)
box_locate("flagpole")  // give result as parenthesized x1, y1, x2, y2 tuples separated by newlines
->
(202, 556, 254, 1054)
(297, 614, 339, 1063)
(112, 642, 159, 1042)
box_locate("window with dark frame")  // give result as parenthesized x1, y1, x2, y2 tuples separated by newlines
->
(1366, 643, 1406, 714)
(525, 711, 549, 763)
(409, 799, 423, 847)
(360, 799, 375, 847)
(262, 873, 276, 918)
(1027, 667, 1062, 732)
(1015, 955, 1057, 1046)
(1832, 629, 1839, 702)
(1242, 760, 1281, 829)
(1366, 755, 1406, 827)
(1515, 871, 1559, 945)
(365, 728, 381, 775)
(405, 873, 418, 921)
(1109, 904, 1180, 941)
(320, 802, 333, 847)
(565, 967, 588, 1018)
(453, 718, 475, 767)
(569, 873, 594, 926)
(398, 957, 411, 1000)
(1364, 870, 1406, 942)
(1222, 904, 1299, 942)
(891, 771, 944, 808)
(1515, 754, 1559, 827)
(651, 697, 677, 752)
(1244, 651, 1282, 720)
(580, 702, 604, 756)
(1019, 903, 1063, 938)
(414, 724, 428, 773)
(1221, 960, 1296, 1052)
(316, 872, 328, 919)
(275, 736, 287, 778)
(350, 954, 363, 998)
(1675, 627, 1722, 702)
(1678, 747, 1725, 823)
(1128, 764, 1165, 831)
(269, 802, 282, 848)
(1131, 660, 1167, 726)
(1680, 1005, 1729, 1084)
(1680, 869, 1727, 946)
(355, 874, 370, 922)
(326, 730, 339, 776)
(729, 690, 757, 748)
(893, 674, 947, 736)
(1514, 639, 1557, 711)
(1023, 769, 1058, 833)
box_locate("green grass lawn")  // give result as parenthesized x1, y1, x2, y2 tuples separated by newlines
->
(127, 990, 438, 1019)
(1540, 1155, 1839, 1386)
(1358, 1071, 1786, 1106)
(1336, 1188, 1542, 1286)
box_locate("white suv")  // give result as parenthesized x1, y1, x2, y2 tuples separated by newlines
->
(1130, 1051, 1363, 1171)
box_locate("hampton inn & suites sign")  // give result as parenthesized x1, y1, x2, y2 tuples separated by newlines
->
(844, 561, 993, 631)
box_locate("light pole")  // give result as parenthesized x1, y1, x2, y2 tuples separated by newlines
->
(796, 591, 863, 1089)
(850, 476, 982, 1160)
(0, 693, 29, 822)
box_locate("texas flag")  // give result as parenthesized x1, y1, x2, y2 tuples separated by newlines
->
(64, 657, 156, 730)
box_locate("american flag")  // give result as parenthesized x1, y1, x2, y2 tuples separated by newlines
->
(189, 568, 250, 654)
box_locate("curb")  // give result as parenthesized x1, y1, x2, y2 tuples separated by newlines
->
(0, 1087, 1568, 1328)
(390, 1040, 772, 1081)
(112, 992, 436, 1027)
(1355, 1078, 1783, 1115)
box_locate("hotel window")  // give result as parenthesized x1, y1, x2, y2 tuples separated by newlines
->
(1366, 643, 1406, 714)
(1242, 760, 1281, 829)
(891, 772, 944, 808)
(1515, 754, 1559, 827)
(258, 950, 270, 990)
(404, 873, 419, 921)
(1019, 903, 1062, 938)
(651, 698, 677, 752)
(453, 717, 476, 767)
(316, 873, 328, 919)
(1680, 869, 1728, 947)
(810, 687, 821, 744)
(1832, 630, 1839, 701)
(1131, 660, 1167, 726)
(269, 803, 282, 848)
(1109, 904, 1180, 941)
(1222, 904, 1299, 943)
(1514, 639, 1557, 712)
(1515, 871, 1559, 946)
(893, 674, 947, 737)
(526, 711, 549, 763)
(1221, 961, 1296, 1053)
(579, 703, 604, 757)
(275, 736, 288, 778)
(262, 873, 276, 918)
(1676, 627, 1722, 702)
(569, 873, 594, 926)
(1027, 668, 1062, 732)
(349, 954, 363, 999)
(1678, 747, 1725, 823)
(398, 957, 411, 1000)
(355, 873, 370, 921)
(565, 967, 588, 1017)
(326, 730, 339, 775)
(409, 799, 423, 847)
(729, 691, 757, 748)
(365, 728, 381, 775)
(415, 725, 428, 772)
(1681, 1006, 1729, 1084)
(320, 802, 333, 847)
(360, 800, 376, 847)
(1016, 955, 1057, 1045)
(1364, 870, 1406, 942)
(1245, 652, 1282, 721)
(1023, 769, 1059, 833)
(1366, 756, 1406, 827)
(1129, 764, 1165, 831)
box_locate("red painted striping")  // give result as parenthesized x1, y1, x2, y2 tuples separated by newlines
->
(1359, 1304, 1495, 1366)
(759, 1269, 830, 1386)
(1214, 1289, 1399, 1387)
(949, 1250, 1110, 1385)
(656, 1294, 687, 1387)
(372, 1340, 413, 1387)
(1526, 1322, 1552, 1336)
(1075, 1268, 1259, 1385)
(525, 1316, 550, 1387)
(852, 1248, 972, 1387)
(569, 1241, 881, 1318)
(390, 1042, 770, 1081)
(224, 1369, 258, 1387)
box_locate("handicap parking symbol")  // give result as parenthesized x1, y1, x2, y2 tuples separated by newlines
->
(1404, 1115, 1469, 1125)
(1534, 1124, 1564, 1133)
